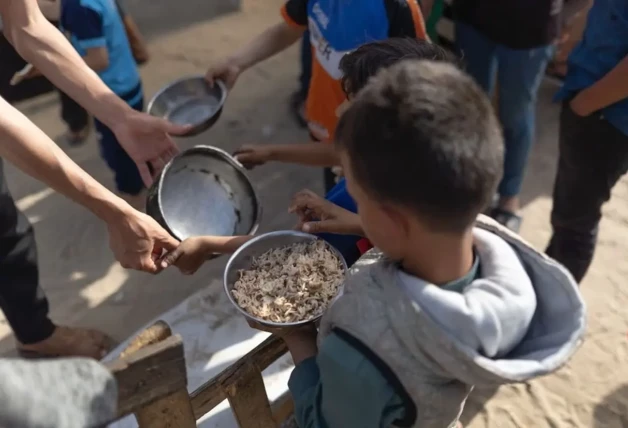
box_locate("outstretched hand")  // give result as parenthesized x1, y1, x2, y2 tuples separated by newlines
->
(112, 110, 192, 186)
(106, 206, 179, 273)
(233, 144, 271, 169)
(289, 189, 363, 236)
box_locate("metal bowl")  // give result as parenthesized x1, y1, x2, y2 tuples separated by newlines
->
(146, 145, 261, 244)
(146, 76, 227, 137)
(223, 231, 348, 328)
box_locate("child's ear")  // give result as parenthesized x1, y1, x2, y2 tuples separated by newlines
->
(381, 203, 410, 235)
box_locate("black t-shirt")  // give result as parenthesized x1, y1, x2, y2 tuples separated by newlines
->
(453, 0, 565, 49)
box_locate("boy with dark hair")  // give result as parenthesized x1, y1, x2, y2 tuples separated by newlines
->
(161, 60, 584, 427)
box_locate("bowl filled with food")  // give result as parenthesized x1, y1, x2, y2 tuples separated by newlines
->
(146, 76, 227, 137)
(224, 231, 347, 327)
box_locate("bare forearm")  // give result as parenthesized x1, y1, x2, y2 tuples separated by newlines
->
(576, 55, 628, 112)
(283, 329, 319, 365)
(1, 0, 130, 129)
(231, 22, 304, 72)
(269, 143, 340, 167)
(199, 235, 253, 254)
(0, 97, 129, 224)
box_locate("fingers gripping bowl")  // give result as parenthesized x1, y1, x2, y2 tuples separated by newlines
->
(146, 145, 261, 248)
(224, 231, 348, 327)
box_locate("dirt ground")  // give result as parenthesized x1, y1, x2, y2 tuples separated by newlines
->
(2, 0, 628, 426)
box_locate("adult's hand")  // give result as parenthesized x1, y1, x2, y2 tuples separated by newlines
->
(111, 110, 191, 186)
(106, 205, 179, 273)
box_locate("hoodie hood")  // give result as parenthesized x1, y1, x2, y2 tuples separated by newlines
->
(386, 215, 586, 386)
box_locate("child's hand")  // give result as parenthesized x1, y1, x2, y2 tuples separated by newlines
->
(205, 57, 242, 89)
(160, 235, 252, 274)
(246, 319, 319, 364)
(289, 189, 364, 236)
(233, 145, 272, 169)
(159, 237, 209, 275)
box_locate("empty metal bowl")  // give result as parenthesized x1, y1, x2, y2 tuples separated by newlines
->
(146, 145, 261, 244)
(146, 76, 227, 137)
(223, 231, 347, 328)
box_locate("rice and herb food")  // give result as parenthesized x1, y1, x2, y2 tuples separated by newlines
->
(231, 240, 344, 323)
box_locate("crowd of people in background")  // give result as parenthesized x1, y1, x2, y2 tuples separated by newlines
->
(0, 0, 626, 425)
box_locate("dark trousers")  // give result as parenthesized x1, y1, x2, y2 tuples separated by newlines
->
(299, 31, 312, 99)
(0, 160, 55, 344)
(94, 95, 145, 196)
(546, 103, 628, 283)
(59, 91, 89, 133)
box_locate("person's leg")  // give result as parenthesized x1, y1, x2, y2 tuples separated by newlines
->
(454, 22, 498, 95)
(291, 31, 312, 128)
(493, 43, 554, 230)
(95, 97, 145, 209)
(0, 159, 55, 344)
(59, 90, 90, 146)
(546, 105, 628, 283)
(0, 160, 113, 358)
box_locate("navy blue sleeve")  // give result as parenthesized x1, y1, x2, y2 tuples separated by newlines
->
(63, 2, 106, 49)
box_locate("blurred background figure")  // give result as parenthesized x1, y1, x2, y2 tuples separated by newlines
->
(452, 0, 589, 232)
(11, 0, 149, 147)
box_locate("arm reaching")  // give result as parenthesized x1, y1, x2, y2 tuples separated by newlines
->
(289, 190, 364, 236)
(0, 0, 188, 185)
(205, 21, 305, 89)
(160, 235, 253, 274)
(234, 143, 340, 170)
(0, 96, 178, 273)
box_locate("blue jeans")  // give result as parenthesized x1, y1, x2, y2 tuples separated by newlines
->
(94, 94, 145, 196)
(455, 23, 553, 198)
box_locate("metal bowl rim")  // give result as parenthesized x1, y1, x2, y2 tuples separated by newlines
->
(155, 144, 261, 241)
(223, 230, 348, 328)
(145, 75, 228, 122)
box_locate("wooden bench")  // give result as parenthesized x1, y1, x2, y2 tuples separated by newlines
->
(105, 320, 293, 428)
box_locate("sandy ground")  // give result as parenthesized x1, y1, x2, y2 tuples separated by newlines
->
(2, 0, 628, 426)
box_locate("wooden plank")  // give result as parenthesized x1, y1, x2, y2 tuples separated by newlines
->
(271, 391, 294, 425)
(105, 335, 188, 418)
(121, 320, 172, 358)
(226, 363, 276, 428)
(190, 335, 288, 419)
(135, 389, 196, 428)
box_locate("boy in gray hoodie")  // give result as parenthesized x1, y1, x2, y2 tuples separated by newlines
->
(267, 60, 586, 427)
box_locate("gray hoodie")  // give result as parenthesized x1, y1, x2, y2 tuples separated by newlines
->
(318, 215, 586, 427)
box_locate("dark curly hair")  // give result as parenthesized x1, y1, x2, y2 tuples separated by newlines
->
(339, 38, 460, 98)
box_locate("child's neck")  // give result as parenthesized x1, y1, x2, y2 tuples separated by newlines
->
(401, 230, 474, 286)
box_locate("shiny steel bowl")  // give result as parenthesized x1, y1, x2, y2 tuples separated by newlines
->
(146, 145, 261, 244)
(223, 231, 348, 328)
(146, 76, 227, 137)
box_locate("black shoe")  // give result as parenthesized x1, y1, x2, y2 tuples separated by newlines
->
(489, 207, 522, 233)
